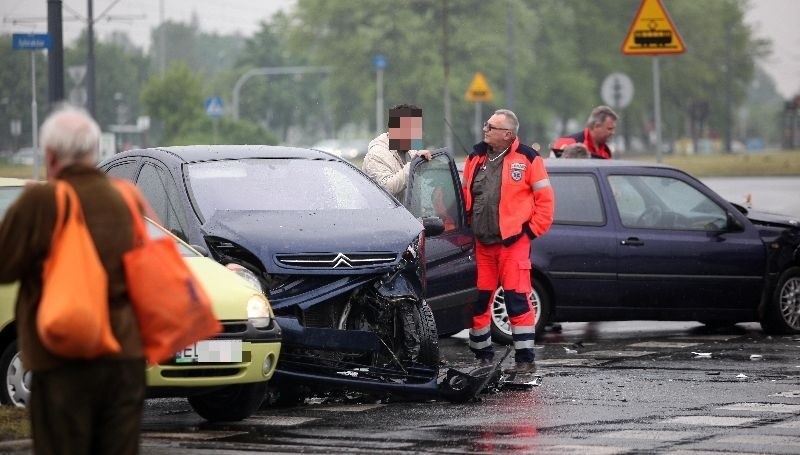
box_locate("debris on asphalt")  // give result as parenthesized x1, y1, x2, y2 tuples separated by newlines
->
(749, 354, 763, 361)
(736, 373, 748, 379)
(706, 371, 721, 375)
(692, 352, 712, 358)
(563, 346, 578, 354)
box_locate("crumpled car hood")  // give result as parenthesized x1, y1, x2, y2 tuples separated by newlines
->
(202, 208, 422, 273)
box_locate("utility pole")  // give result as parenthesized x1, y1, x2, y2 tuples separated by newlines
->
(47, 0, 65, 106)
(442, 0, 453, 154)
(86, 0, 95, 117)
(505, 0, 516, 113)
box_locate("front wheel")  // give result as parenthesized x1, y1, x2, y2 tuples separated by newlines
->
(0, 340, 30, 408)
(760, 267, 800, 334)
(188, 381, 267, 422)
(490, 278, 550, 345)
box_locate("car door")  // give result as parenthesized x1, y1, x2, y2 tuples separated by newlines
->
(134, 160, 192, 243)
(606, 168, 765, 315)
(532, 168, 620, 320)
(406, 150, 476, 335)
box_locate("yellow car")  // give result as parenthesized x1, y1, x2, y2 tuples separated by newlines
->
(0, 177, 282, 422)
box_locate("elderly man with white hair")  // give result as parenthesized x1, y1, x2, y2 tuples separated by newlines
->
(0, 104, 149, 454)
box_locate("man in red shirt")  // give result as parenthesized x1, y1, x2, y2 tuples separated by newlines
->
(552, 105, 618, 159)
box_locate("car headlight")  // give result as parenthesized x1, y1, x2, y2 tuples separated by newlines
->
(226, 262, 263, 292)
(246, 294, 271, 328)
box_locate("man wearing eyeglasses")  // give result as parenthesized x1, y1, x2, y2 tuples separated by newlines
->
(363, 104, 431, 200)
(553, 105, 618, 159)
(461, 109, 555, 374)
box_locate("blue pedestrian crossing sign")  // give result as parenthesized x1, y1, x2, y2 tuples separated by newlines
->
(205, 97, 224, 118)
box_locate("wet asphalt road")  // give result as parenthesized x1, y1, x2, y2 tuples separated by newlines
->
(127, 321, 800, 454)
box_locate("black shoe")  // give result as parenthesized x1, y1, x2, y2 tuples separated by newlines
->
(513, 361, 537, 374)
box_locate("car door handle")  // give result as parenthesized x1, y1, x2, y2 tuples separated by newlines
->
(620, 237, 644, 246)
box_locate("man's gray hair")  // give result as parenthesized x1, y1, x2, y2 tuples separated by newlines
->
(494, 109, 519, 135)
(586, 105, 619, 128)
(39, 104, 101, 166)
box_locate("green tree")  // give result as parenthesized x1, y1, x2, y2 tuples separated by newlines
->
(0, 36, 48, 152)
(65, 31, 150, 131)
(140, 62, 204, 142)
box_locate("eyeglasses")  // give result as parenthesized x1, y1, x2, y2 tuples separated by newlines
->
(483, 121, 511, 132)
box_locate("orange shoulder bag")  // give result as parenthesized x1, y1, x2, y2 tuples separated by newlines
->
(37, 181, 122, 358)
(113, 181, 221, 365)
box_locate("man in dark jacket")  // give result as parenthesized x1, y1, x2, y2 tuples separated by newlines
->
(0, 105, 147, 454)
(553, 105, 618, 159)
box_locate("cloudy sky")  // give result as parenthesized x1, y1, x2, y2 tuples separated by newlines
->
(2, 0, 798, 98)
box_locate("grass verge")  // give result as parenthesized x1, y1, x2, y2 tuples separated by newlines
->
(0, 406, 30, 441)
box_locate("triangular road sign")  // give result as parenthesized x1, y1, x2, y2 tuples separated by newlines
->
(622, 0, 685, 55)
(465, 72, 494, 102)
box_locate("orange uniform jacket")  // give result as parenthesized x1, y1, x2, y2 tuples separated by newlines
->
(462, 137, 555, 243)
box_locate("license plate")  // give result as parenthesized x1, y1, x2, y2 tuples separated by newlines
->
(175, 340, 242, 363)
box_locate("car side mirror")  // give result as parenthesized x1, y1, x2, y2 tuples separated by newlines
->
(421, 216, 445, 237)
(725, 211, 745, 232)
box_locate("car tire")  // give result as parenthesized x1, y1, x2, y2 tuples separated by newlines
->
(0, 340, 30, 408)
(410, 301, 439, 368)
(490, 279, 550, 345)
(188, 381, 267, 422)
(760, 266, 800, 335)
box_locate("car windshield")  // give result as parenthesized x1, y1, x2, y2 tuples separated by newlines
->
(186, 158, 396, 221)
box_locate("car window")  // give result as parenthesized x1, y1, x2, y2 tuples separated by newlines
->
(145, 218, 198, 257)
(186, 158, 396, 221)
(136, 163, 189, 241)
(550, 174, 605, 225)
(406, 154, 462, 232)
(0, 187, 24, 220)
(103, 160, 139, 181)
(609, 175, 727, 230)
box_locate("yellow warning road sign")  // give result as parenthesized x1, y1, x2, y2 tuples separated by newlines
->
(465, 72, 494, 102)
(622, 0, 685, 55)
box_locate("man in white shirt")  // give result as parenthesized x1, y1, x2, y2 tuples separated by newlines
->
(362, 104, 431, 200)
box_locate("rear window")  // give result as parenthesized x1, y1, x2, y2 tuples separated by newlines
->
(550, 174, 605, 225)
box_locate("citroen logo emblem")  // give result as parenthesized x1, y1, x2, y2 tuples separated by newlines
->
(331, 253, 353, 268)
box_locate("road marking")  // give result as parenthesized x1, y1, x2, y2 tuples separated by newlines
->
(772, 420, 800, 429)
(143, 431, 246, 440)
(598, 430, 699, 441)
(770, 390, 800, 398)
(235, 416, 319, 426)
(629, 341, 701, 349)
(533, 445, 628, 454)
(715, 434, 800, 446)
(579, 350, 656, 358)
(719, 403, 800, 413)
(536, 358, 603, 367)
(314, 404, 385, 412)
(662, 416, 760, 426)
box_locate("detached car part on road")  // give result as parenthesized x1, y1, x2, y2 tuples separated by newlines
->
(100, 146, 476, 400)
(0, 177, 282, 422)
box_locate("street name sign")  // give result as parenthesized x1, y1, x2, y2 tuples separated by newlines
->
(12, 33, 51, 50)
(621, 0, 685, 55)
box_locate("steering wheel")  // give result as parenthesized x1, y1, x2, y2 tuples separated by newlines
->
(636, 205, 663, 227)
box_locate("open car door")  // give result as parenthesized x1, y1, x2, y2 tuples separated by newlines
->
(405, 149, 476, 336)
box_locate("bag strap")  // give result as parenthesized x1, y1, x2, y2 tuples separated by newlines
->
(111, 180, 150, 247)
(50, 181, 85, 246)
